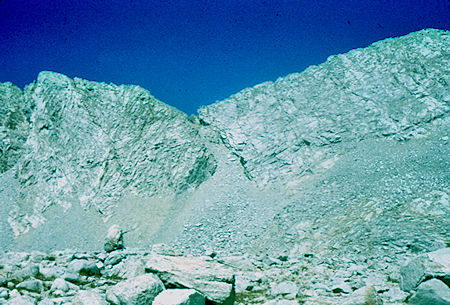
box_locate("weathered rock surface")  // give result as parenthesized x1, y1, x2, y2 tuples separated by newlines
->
(6, 294, 37, 305)
(68, 259, 101, 276)
(49, 278, 72, 295)
(9, 265, 39, 283)
(0, 247, 448, 305)
(16, 279, 43, 293)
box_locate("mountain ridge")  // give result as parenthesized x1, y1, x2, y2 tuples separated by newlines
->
(0, 27, 449, 305)
(199, 28, 449, 187)
(0, 28, 448, 254)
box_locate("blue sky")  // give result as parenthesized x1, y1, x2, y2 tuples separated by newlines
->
(0, 0, 448, 114)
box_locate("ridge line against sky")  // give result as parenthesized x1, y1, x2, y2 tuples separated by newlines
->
(1, 0, 449, 114)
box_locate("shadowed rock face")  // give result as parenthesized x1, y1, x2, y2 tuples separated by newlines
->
(0, 82, 30, 173)
(199, 28, 449, 186)
(5, 72, 217, 236)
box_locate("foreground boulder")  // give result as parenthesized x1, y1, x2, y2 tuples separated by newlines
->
(6, 294, 36, 305)
(68, 259, 101, 277)
(153, 289, 205, 305)
(106, 273, 164, 305)
(400, 248, 450, 292)
(408, 278, 450, 305)
(342, 286, 382, 305)
(104, 224, 124, 253)
(145, 253, 235, 305)
(72, 289, 108, 305)
(16, 278, 43, 293)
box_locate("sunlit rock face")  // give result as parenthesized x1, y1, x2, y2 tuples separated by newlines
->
(7, 72, 216, 235)
(199, 29, 449, 187)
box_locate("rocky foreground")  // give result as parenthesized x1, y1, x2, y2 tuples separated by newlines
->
(0, 240, 449, 304)
(0, 29, 449, 304)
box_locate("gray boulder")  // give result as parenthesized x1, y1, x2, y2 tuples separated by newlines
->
(270, 281, 298, 296)
(400, 247, 450, 292)
(426, 247, 450, 286)
(10, 265, 39, 282)
(106, 273, 164, 305)
(38, 265, 65, 281)
(7, 294, 37, 305)
(49, 278, 79, 296)
(104, 225, 124, 253)
(0, 287, 9, 299)
(62, 272, 83, 285)
(103, 256, 145, 280)
(72, 290, 108, 305)
(16, 279, 43, 293)
(400, 257, 426, 292)
(408, 279, 450, 305)
(342, 286, 382, 305)
(153, 289, 205, 305)
(68, 259, 101, 276)
(145, 252, 235, 305)
(104, 251, 125, 266)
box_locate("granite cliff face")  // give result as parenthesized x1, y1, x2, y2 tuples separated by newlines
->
(0, 29, 449, 304)
(199, 28, 449, 187)
(3, 72, 216, 236)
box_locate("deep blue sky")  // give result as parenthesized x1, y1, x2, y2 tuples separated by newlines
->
(0, 0, 448, 114)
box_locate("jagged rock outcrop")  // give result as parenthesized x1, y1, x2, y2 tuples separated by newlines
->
(199, 28, 449, 186)
(5, 72, 216, 235)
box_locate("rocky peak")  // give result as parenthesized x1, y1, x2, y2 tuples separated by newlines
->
(8, 71, 217, 235)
